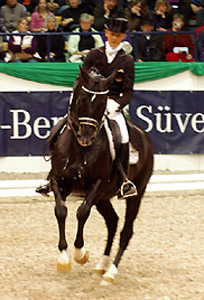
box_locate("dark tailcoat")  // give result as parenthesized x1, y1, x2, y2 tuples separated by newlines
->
(79, 46, 135, 109)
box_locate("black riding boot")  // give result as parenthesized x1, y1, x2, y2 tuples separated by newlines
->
(35, 181, 52, 196)
(35, 170, 52, 196)
(117, 143, 137, 199)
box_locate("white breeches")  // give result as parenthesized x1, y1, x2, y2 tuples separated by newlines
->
(106, 99, 129, 144)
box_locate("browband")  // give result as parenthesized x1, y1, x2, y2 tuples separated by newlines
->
(82, 85, 109, 95)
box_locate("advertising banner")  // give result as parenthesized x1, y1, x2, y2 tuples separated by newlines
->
(0, 90, 203, 156)
(130, 91, 204, 154)
(0, 91, 70, 156)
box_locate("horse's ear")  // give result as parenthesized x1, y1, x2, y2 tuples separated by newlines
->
(79, 66, 90, 84)
(103, 70, 118, 89)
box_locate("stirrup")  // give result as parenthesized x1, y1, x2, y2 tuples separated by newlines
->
(120, 180, 137, 198)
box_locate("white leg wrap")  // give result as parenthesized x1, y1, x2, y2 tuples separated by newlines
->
(95, 255, 110, 272)
(74, 246, 86, 261)
(102, 264, 118, 283)
(57, 250, 71, 273)
(57, 250, 70, 265)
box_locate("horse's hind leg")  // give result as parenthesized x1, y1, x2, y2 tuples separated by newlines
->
(51, 176, 71, 273)
(94, 199, 119, 275)
(102, 195, 141, 283)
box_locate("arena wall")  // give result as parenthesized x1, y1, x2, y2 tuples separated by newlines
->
(0, 71, 203, 173)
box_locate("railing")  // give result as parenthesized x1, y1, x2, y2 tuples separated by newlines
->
(0, 30, 201, 62)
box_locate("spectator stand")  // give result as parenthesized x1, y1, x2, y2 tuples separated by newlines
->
(129, 29, 199, 61)
(0, 29, 201, 62)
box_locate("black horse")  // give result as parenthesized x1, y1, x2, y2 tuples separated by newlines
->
(47, 67, 154, 284)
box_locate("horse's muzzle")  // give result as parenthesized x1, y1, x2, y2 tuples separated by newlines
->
(77, 117, 98, 146)
(77, 137, 93, 147)
(77, 128, 97, 147)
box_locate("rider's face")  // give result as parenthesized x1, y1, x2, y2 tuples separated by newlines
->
(105, 29, 125, 48)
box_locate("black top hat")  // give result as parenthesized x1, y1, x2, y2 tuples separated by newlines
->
(105, 17, 128, 33)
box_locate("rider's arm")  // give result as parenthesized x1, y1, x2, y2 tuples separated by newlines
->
(112, 55, 135, 109)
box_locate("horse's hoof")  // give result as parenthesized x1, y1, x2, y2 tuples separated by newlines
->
(57, 261, 71, 273)
(100, 279, 111, 286)
(93, 268, 106, 276)
(102, 264, 118, 284)
(102, 274, 114, 283)
(74, 250, 89, 264)
(94, 255, 110, 276)
(57, 250, 71, 273)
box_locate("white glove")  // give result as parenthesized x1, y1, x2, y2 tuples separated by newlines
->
(106, 99, 120, 116)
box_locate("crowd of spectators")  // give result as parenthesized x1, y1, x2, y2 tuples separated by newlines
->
(0, 0, 204, 62)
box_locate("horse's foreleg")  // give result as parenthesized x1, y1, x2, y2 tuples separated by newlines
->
(51, 176, 71, 273)
(94, 199, 118, 275)
(74, 179, 103, 264)
(102, 196, 141, 283)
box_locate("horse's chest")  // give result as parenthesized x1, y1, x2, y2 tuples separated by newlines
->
(63, 152, 95, 180)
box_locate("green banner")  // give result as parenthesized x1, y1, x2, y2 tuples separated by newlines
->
(0, 62, 204, 87)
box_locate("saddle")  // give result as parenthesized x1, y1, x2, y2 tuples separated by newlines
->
(105, 117, 121, 159)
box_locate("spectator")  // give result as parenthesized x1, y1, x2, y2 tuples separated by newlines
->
(80, 0, 94, 14)
(178, 1, 192, 29)
(136, 18, 165, 61)
(146, 0, 157, 10)
(0, 0, 28, 33)
(119, 0, 132, 8)
(164, 13, 195, 61)
(67, 13, 104, 62)
(164, 1, 192, 30)
(93, 0, 124, 31)
(8, 17, 38, 62)
(30, 0, 53, 32)
(196, 4, 204, 26)
(151, 0, 172, 31)
(125, 0, 151, 31)
(47, 0, 60, 15)
(0, 35, 5, 62)
(37, 15, 66, 61)
(190, 0, 204, 15)
(20, 0, 38, 14)
(60, 0, 90, 32)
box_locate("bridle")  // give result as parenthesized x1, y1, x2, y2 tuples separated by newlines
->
(78, 85, 109, 129)
(68, 85, 109, 140)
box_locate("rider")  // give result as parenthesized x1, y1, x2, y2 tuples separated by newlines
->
(36, 17, 137, 198)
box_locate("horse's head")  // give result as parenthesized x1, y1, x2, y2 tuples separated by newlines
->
(70, 66, 117, 147)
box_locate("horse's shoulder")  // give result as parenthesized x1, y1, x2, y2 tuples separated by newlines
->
(47, 117, 67, 149)
(106, 118, 121, 152)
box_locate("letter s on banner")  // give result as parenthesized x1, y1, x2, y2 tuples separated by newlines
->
(136, 105, 153, 132)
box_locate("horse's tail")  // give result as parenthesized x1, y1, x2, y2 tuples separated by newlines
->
(43, 117, 67, 159)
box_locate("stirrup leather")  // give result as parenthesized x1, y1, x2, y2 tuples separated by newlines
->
(120, 180, 138, 198)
